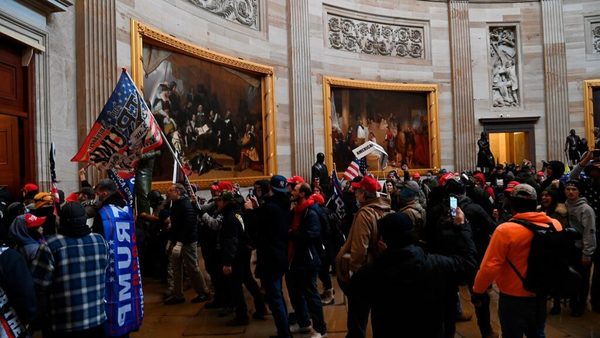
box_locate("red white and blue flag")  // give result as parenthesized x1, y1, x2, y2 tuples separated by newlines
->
(72, 69, 162, 170)
(343, 158, 367, 181)
(49, 143, 60, 203)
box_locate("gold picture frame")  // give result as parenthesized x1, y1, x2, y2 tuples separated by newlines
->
(322, 76, 440, 176)
(584, 79, 600, 146)
(130, 19, 277, 191)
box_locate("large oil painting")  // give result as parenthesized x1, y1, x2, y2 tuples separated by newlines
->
(323, 77, 440, 174)
(131, 20, 276, 189)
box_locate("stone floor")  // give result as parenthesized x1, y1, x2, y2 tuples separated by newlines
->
(132, 277, 600, 338)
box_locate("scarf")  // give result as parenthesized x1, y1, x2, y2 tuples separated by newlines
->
(288, 198, 315, 263)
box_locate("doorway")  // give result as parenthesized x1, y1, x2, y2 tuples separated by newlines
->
(0, 34, 34, 199)
(479, 117, 539, 167)
(489, 131, 532, 165)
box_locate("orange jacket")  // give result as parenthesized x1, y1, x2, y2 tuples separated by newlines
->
(472, 212, 563, 297)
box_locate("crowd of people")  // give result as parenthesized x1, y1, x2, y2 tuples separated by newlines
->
(1, 149, 600, 338)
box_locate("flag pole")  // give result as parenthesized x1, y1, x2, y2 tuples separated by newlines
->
(158, 128, 200, 207)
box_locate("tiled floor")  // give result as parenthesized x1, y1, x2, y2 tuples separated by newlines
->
(132, 277, 600, 338)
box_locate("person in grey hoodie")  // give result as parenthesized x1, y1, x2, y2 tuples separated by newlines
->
(565, 179, 597, 316)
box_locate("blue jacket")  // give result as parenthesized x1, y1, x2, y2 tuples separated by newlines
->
(289, 204, 322, 272)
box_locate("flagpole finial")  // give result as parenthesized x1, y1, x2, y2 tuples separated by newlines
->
(121, 67, 128, 73)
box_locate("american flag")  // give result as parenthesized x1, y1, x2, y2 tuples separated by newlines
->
(343, 158, 367, 181)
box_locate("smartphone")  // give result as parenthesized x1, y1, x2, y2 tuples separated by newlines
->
(449, 196, 458, 218)
(594, 149, 600, 158)
(248, 188, 254, 198)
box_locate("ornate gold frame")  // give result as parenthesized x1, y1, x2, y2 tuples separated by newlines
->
(130, 19, 277, 190)
(322, 76, 441, 175)
(584, 80, 600, 144)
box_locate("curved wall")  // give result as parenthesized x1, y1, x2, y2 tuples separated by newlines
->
(20, 0, 600, 189)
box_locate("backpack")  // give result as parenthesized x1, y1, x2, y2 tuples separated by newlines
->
(506, 219, 581, 297)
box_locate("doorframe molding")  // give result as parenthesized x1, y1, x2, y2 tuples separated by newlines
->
(479, 116, 540, 165)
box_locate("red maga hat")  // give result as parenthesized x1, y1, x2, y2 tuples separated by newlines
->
(351, 176, 381, 193)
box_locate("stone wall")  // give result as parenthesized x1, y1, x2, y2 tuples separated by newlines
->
(564, 0, 600, 133)
(33, 0, 600, 186)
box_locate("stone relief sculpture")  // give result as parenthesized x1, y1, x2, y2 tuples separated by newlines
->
(593, 24, 600, 53)
(188, 0, 258, 30)
(489, 27, 519, 107)
(327, 14, 425, 59)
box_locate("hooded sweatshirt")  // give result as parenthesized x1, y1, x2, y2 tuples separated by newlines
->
(565, 197, 597, 256)
(8, 215, 42, 261)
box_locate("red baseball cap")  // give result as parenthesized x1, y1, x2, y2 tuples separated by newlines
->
(412, 172, 421, 179)
(351, 176, 381, 193)
(504, 181, 521, 193)
(537, 171, 545, 177)
(25, 214, 46, 229)
(22, 183, 39, 194)
(438, 173, 455, 186)
(287, 175, 305, 185)
(217, 181, 234, 192)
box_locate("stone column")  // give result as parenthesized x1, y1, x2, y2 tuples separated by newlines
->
(75, 0, 117, 183)
(541, 0, 570, 161)
(288, 1, 314, 179)
(448, 0, 477, 171)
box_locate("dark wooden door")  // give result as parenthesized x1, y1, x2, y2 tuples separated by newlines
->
(0, 34, 32, 198)
(0, 115, 20, 197)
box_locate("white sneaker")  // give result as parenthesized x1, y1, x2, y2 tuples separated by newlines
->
(289, 323, 312, 334)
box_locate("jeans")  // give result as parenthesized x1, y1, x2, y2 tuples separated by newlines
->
(469, 285, 492, 336)
(170, 242, 209, 298)
(228, 248, 266, 319)
(498, 293, 546, 338)
(286, 269, 327, 335)
(263, 277, 291, 338)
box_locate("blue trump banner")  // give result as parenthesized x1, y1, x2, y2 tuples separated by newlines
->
(100, 205, 143, 337)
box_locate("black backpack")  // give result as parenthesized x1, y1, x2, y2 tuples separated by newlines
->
(506, 219, 581, 297)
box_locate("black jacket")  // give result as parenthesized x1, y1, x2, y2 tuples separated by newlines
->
(92, 192, 128, 238)
(169, 196, 198, 244)
(246, 194, 290, 280)
(350, 225, 477, 338)
(220, 203, 247, 267)
(0, 246, 36, 324)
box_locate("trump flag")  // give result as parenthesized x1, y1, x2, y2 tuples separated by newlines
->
(72, 69, 162, 170)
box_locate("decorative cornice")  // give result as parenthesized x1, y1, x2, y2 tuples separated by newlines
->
(326, 13, 425, 59)
(324, 76, 437, 92)
(479, 116, 540, 124)
(134, 22, 273, 75)
(187, 0, 259, 30)
(19, 0, 73, 14)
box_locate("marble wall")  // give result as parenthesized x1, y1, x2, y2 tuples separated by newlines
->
(9, 0, 600, 188)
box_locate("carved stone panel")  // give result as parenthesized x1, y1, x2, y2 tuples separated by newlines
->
(326, 14, 425, 59)
(187, 0, 258, 30)
(591, 20, 600, 54)
(489, 26, 520, 108)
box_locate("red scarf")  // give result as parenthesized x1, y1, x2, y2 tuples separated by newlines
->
(288, 198, 315, 263)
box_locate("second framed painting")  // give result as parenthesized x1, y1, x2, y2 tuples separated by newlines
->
(130, 20, 277, 190)
(323, 76, 440, 175)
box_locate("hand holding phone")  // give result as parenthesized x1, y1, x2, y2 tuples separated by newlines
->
(449, 196, 458, 218)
